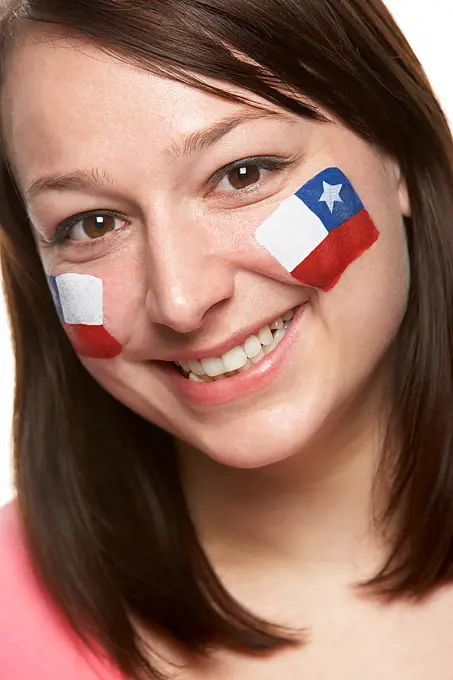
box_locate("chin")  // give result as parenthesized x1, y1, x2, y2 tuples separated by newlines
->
(182, 403, 321, 470)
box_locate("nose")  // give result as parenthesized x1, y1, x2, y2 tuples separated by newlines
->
(144, 213, 234, 334)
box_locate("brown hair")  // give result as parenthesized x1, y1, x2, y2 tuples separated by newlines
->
(1, 0, 453, 677)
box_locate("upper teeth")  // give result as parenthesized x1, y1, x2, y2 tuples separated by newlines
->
(175, 308, 295, 380)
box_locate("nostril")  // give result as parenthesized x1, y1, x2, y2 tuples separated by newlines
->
(145, 265, 234, 334)
(154, 310, 205, 335)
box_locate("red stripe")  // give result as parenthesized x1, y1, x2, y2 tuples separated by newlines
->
(290, 210, 379, 291)
(64, 324, 123, 359)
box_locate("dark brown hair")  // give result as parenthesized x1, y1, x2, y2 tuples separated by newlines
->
(1, 0, 453, 677)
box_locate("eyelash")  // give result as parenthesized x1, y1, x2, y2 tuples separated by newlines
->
(50, 154, 297, 246)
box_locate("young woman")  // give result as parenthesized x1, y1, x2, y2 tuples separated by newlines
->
(1, 0, 453, 678)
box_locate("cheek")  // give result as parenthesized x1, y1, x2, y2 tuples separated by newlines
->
(47, 271, 126, 359)
(320, 212, 409, 367)
(254, 167, 379, 291)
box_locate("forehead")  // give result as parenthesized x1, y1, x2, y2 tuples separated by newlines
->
(0, 26, 277, 191)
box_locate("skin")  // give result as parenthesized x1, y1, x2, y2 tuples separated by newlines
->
(5, 25, 453, 680)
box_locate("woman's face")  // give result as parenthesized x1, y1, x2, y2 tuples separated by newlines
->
(1, 28, 410, 468)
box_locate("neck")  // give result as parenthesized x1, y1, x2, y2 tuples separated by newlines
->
(177, 376, 394, 587)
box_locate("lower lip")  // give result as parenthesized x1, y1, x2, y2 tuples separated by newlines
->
(160, 303, 309, 407)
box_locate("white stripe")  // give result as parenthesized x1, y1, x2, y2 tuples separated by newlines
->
(255, 194, 328, 272)
(55, 273, 103, 325)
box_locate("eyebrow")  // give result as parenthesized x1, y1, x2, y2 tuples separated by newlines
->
(24, 108, 294, 201)
(165, 108, 293, 159)
(25, 167, 114, 202)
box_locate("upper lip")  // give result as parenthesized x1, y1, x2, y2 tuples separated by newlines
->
(156, 302, 306, 362)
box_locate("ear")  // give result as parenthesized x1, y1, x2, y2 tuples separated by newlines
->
(395, 162, 411, 218)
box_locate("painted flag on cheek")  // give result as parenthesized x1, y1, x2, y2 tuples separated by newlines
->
(47, 273, 123, 359)
(255, 167, 379, 291)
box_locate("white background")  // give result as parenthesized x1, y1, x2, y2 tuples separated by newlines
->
(1, 0, 452, 506)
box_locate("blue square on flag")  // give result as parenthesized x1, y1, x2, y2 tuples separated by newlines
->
(295, 167, 364, 231)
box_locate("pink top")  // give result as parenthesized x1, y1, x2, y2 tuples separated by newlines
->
(0, 500, 126, 679)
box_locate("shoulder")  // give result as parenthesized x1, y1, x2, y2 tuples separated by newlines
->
(0, 500, 125, 679)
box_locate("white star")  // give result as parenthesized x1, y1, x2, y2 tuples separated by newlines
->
(319, 181, 343, 213)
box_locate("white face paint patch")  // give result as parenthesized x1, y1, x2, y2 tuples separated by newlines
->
(255, 194, 328, 272)
(55, 273, 103, 325)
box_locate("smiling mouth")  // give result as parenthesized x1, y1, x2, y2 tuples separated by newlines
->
(173, 307, 298, 383)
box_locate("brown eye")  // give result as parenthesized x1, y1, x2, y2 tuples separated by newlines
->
(226, 164, 262, 190)
(67, 213, 126, 242)
(82, 214, 117, 239)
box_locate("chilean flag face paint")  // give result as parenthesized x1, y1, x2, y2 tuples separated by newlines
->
(47, 273, 122, 358)
(255, 167, 379, 291)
